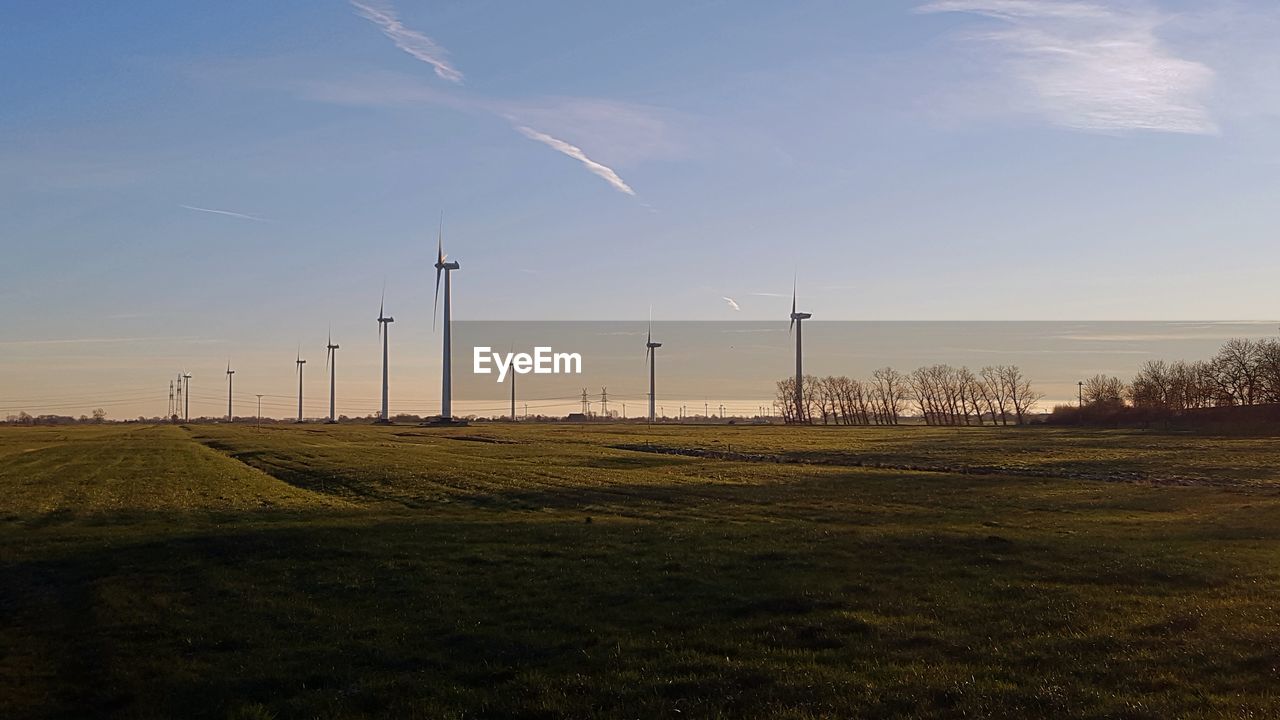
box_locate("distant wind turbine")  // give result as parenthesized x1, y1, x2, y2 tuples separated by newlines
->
(789, 276, 812, 422)
(226, 362, 235, 422)
(295, 350, 307, 423)
(183, 372, 191, 421)
(377, 289, 394, 423)
(433, 218, 461, 420)
(326, 330, 339, 424)
(645, 309, 662, 423)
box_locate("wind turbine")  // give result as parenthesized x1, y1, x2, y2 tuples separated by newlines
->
(508, 344, 517, 421)
(789, 276, 812, 423)
(645, 310, 662, 423)
(377, 289, 394, 423)
(295, 350, 306, 423)
(183, 372, 191, 421)
(433, 219, 461, 420)
(226, 362, 235, 422)
(325, 330, 339, 423)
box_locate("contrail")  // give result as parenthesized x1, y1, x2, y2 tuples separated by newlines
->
(351, 0, 463, 84)
(722, 297, 741, 311)
(514, 125, 636, 196)
(180, 205, 268, 222)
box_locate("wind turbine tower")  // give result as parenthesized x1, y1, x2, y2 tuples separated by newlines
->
(645, 313, 662, 423)
(326, 331, 339, 423)
(183, 372, 191, 421)
(226, 363, 235, 422)
(295, 351, 306, 423)
(789, 277, 812, 422)
(433, 221, 461, 420)
(510, 363, 517, 421)
(377, 292, 394, 423)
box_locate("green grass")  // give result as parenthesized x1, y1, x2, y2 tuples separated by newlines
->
(2, 423, 1278, 718)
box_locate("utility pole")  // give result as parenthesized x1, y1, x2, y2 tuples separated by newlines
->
(622, 402, 626, 419)
(168, 381, 174, 418)
(581, 388, 589, 416)
(1078, 381, 1084, 408)
(256, 394, 264, 431)
(719, 404, 724, 418)
(600, 387, 608, 419)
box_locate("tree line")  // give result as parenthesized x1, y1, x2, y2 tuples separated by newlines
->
(775, 365, 1041, 425)
(1065, 337, 1280, 421)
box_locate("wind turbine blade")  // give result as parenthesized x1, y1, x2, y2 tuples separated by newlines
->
(437, 212, 445, 265)
(791, 275, 797, 316)
(433, 267, 442, 331)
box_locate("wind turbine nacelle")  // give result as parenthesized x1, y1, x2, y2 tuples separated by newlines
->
(791, 312, 812, 320)
(647, 342, 663, 349)
(436, 261, 460, 270)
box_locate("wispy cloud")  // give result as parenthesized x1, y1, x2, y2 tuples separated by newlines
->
(180, 204, 268, 222)
(514, 125, 636, 195)
(351, 1, 463, 84)
(722, 296, 741, 311)
(918, 0, 1217, 134)
(0, 336, 207, 347)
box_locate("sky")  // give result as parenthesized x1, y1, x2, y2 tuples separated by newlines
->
(4, 0, 1280, 418)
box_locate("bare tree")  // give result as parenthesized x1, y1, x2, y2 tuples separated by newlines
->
(1082, 374, 1126, 407)
(980, 366, 1012, 426)
(1000, 365, 1041, 424)
(871, 367, 906, 425)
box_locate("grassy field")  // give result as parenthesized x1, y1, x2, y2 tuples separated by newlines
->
(2, 423, 1278, 719)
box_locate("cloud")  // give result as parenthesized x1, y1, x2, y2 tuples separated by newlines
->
(350, 0, 463, 84)
(918, 0, 1217, 134)
(503, 97, 687, 166)
(514, 125, 637, 195)
(180, 204, 268, 222)
(0, 336, 206, 347)
(722, 296, 741, 311)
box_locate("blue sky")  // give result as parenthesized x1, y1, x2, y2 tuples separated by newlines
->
(4, 1, 1280, 417)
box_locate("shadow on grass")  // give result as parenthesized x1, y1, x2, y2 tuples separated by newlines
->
(0, 493, 1265, 720)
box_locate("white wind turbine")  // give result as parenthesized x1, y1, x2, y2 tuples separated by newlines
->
(377, 289, 394, 423)
(789, 276, 812, 422)
(225, 362, 235, 422)
(433, 220, 461, 421)
(325, 329, 339, 423)
(645, 309, 662, 423)
(295, 349, 306, 423)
